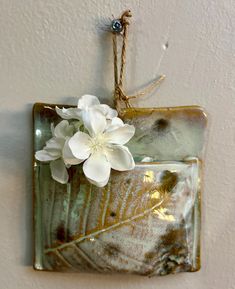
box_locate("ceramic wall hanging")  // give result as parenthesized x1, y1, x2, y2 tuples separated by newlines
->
(33, 10, 207, 276)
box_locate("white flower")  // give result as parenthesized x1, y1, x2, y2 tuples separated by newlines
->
(35, 120, 80, 184)
(141, 157, 154, 162)
(56, 94, 117, 121)
(68, 110, 135, 187)
(36, 95, 136, 187)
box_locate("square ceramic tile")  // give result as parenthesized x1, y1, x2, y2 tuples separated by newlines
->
(33, 103, 206, 275)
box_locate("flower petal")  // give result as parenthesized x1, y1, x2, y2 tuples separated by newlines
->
(93, 104, 118, 119)
(68, 131, 91, 160)
(110, 117, 124, 126)
(77, 95, 100, 110)
(35, 150, 59, 162)
(105, 117, 124, 132)
(35, 137, 64, 161)
(82, 108, 107, 136)
(50, 159, 69, 184)
(83, 153, 111, 186)
(63, 139, 84, 165)
(46, 137, 64, 149)
(51, 123, 55, 137)
(86, 175, 110, 188)
(141, 157, 154, 162)
(105, 145, 135, 171)
(104, 124, 135, 145)
(54, 120, 73, 139)
(56, 107, 81, 120)
(44, 137, 65, 156)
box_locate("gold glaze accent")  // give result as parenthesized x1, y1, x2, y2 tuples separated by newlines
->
(33, 103, 205, 275)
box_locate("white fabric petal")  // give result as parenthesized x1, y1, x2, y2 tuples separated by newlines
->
(68, 131, 91, 160)
(104, 124, 135, 145)
(77, 95, 100, 110)
(103, 105, 118, 119)
(56, 106, 81, 120)
(105, 117, 124, 132)
(54, 120, 73, 138)
(35, 137, 64, 161)
(35, 150, 59, 162)
(44, 137, 64, 157)
(82, 108, 107, 136)
(51, 123, 55, 137)
(105, 145, 135, 171)
(83, 153, 111, 186)
(93, 104, 118, 119)
(63, 139, 84, 165)
(50, 159, 69, 184)
(141, 157, 154, 162)
(45, 137, 64, 150)
(110, 117, 124, 126)
(86, 175, 110, 188)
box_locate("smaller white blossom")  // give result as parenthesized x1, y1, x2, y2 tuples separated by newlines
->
(56, 95, 117, 121)
(141, 157, 154, 162)
(35, 120, 80, 184)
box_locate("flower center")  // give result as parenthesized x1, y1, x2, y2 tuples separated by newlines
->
(90, 134, 106, 153)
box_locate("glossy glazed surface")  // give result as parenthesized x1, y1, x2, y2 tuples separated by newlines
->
(33, 104, 206, 275)
(123, 107, 207, 161)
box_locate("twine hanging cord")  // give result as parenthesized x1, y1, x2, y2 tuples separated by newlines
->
(112, 10, 165, 112)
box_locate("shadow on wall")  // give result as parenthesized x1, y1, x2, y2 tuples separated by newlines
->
(0, 104, 34, 266)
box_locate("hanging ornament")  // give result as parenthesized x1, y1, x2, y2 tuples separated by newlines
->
(33, 10, 207, 276)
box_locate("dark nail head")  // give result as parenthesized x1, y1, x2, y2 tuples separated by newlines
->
(111, 19, 123, 33)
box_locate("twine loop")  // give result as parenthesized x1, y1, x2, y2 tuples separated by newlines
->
(111, 10, 165, 116)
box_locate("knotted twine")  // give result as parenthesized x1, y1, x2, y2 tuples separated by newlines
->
(111, 10, 165, 117)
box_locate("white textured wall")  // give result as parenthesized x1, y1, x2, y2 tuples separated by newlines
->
(0, 0, 234, 288)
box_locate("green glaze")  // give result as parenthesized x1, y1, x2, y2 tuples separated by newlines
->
(33, 103, 206, 275)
